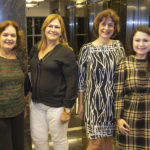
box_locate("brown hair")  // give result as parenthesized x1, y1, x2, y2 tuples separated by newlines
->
(130, 25, 150, 73)
(93, 9, 120, 38)
(0, 20, 24, 52)
(38, 14, 72, 51)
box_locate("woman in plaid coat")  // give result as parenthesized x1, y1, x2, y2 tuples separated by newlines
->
(114, 25, 150, 150)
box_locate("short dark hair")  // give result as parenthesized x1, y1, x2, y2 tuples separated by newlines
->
(0, 20, 24, 52)
(130, 25, 150, 55)
(93, 9, 120, 38)
(130, 25, 150, 73)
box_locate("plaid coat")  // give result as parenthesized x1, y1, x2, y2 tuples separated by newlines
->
(114, 55, 150, 150)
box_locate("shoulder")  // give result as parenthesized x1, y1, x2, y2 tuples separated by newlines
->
(126, 55, 134, 63)
(113, 40, 125, 56)
(31, 44, 39, 51)
(30, 44, 39, 58)
(118, 56, 132, 67)
(16, 48, 27, 59)
(79, 42, 93, 54)
(56, 44, 76, 58)
(81, 42, 92, 49)
(113, 40, 124, 47)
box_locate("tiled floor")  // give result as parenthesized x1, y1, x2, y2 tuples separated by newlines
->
(24, 108, 88, 150)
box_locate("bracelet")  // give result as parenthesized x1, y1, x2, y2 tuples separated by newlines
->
(64, 108, 71, 113)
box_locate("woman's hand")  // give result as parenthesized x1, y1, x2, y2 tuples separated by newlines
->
(117, 119, 130, 135)
(60, 111, 71, 124)
(78, 103, 84, 120)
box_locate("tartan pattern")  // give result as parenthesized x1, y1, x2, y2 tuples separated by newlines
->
(114, 55, 150, 150)
(78, 40, 125, 139)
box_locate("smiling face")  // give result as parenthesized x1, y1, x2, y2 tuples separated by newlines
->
(133, 31, 150, 59)
(98, 17, 115, 40)
(45, 18, 62, 44)
(0, 25, 17, 51)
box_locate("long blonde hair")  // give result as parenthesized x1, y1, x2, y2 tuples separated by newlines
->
(38, 14, 72, 50)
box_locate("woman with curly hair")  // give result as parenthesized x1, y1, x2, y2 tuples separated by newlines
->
(0, 20, 26, 150)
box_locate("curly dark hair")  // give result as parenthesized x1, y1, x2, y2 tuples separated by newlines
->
(130, 25, 150, 73)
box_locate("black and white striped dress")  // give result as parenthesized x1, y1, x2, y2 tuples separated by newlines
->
(78, 40, 125, 139)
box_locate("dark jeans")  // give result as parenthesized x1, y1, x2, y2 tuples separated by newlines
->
(0, 112, 24, 150)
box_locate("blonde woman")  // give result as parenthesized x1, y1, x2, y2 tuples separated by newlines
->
(30, 14, 78, 150)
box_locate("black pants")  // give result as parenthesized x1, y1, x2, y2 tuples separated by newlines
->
(0, 112, 24, 150)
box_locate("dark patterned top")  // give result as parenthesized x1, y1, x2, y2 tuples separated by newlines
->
(0, 56, 25, 118)
(114, 55, 150, 150)
(78, 40, 125, 139)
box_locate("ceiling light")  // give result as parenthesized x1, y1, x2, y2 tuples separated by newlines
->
(26, 0, 44, 8)
(26, 0, 33, 3)
(76, 0, 86, 4)
(76, 4, 84, 8)
(32, 0, 45, 2)
(26, 3, 38, 7)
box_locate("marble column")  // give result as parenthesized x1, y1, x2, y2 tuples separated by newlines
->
(0, 0, 26, 31)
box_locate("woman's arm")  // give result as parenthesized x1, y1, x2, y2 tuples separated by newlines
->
(114, 59, 126, 121)
(114, 57, 131, 135)
(77, 44, 88, 120)
(78, 92, 84, 120)
(60, 48, 78, 123)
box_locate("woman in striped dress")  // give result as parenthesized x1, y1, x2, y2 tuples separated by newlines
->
(78, 9, 125, 150)
(114, 25, 150, 150)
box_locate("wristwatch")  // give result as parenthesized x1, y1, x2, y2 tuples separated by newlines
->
(64, 108, 71, 113)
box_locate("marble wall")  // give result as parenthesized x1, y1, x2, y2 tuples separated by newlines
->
(0, 0, 26, 31)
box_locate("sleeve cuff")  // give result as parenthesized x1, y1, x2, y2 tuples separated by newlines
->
(63, 99, 76, 108)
